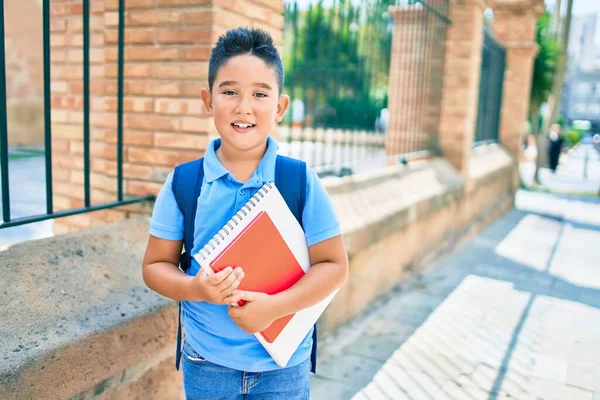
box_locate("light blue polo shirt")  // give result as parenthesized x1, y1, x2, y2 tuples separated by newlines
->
(149, 136, 342, 372)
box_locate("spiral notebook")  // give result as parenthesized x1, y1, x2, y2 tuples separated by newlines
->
(192, 182, 337, 368)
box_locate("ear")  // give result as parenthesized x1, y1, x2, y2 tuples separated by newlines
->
(276, 94, 290, 123)
(201, 88, 213, 116)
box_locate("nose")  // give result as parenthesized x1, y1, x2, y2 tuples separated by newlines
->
(234, 94, 252, 115)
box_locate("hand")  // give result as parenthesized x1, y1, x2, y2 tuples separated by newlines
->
(188, 266, 245, 304)
(228, 291, 279, 334)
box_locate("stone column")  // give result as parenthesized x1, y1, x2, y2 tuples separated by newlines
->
(491, 0, 544, 160)
(437, 0, 487, 173)
(385, 6, 429, 156)
(51, 0, 284, 233)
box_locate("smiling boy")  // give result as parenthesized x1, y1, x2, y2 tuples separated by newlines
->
(142, 28, 348, 399)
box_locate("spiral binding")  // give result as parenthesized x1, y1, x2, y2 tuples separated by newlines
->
(197, 182, 274, 261)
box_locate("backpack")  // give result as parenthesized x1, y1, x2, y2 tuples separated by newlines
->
(171, 154, 318, 373)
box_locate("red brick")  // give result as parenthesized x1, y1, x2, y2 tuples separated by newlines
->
(183, 10, 212, 25)
(183, 83, 204, 97)
(128, 10, 183, 27)
(105, 64, 153, 79)
(124, 114, 180, 131)
(157, 29, 211, 44)
(157, 0, 210, 7)
(183, 46, 211, 61)
(128, 81, 182, 96)
(128, 148, 179, 166)
(91, 142, 118, 160)
(104, 97, 154, 113)
(154, 132, 209, 149)
(51, 20, 67, 32)
(127, 47, 180, 61)
(52, 138, 71, 152)
(123, 164, 155, 180)
(154, 98, 206, 115)
(104, 29, 155, 45)
(181, 116, 209, 133)
(152, 63, 208, 79)
(106, 0, 153, 11)
(128, 180, 163, 196)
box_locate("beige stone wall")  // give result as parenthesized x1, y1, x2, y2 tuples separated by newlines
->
(50, 0, 284, 234)
(0, 148, 514, 400)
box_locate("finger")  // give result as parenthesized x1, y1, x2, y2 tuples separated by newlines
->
(218, 267, 244, 292)
(220, 269, 244, 294)
(236, 290, 258, 303)
(223, 290, 244, 305)
(208, 267, 233, 285)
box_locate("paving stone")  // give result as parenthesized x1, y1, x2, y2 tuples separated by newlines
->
(312, 192, 600, 399)
(346, 335, 409, 363)
(311, 375, 360, 400)
(316, 352, 384, 391)
(567, 362, 600, 391)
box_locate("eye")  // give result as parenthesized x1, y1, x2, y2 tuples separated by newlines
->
(223, 90, 236, 96)
(254, 92, 268, 98)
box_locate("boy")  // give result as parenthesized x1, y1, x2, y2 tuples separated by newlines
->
(142, 28, 348, 399)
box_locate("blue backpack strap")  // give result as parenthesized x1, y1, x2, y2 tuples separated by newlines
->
(275, 155, 319, 373)
(171, 158, 204, 371)
(275, 155, 306, 226)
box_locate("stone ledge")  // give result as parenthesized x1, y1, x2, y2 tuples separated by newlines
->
(326, 157, 465, 258)
(0, 219, 180, 399)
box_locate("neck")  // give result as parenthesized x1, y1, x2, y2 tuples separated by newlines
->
(216, 141, 267, 182)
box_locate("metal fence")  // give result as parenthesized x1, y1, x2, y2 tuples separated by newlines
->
(280, 0, 451, 176)
(0, 0, 153, 230)
(474, 28, 506, 145)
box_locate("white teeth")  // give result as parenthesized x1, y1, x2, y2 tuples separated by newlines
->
(234, 123, 253, 128)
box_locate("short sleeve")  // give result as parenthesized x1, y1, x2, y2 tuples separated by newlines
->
(149, 172, 184, 240)
(302, 167, 342, 247)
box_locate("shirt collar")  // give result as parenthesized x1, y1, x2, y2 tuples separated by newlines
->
(203, 136, 280, 184)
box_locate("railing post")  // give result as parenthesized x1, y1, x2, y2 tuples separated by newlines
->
(437, 0, 488, 174)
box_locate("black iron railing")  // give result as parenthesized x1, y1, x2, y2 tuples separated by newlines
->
(280, 0, 451, 176)
(474, 28, 506, 146)
(0, 0, 153, 230)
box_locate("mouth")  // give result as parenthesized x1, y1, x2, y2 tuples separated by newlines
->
(231, 122, 256, 133)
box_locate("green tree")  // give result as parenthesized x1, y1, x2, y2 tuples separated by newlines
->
(283, 0, 393, 129)
(530, 12, 559, 137)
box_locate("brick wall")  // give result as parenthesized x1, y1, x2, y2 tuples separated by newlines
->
(51, 0, 284, 234)
(437, 0, 486, 173)
(492, 0, 544, 162)
(4, 0, 45, 147)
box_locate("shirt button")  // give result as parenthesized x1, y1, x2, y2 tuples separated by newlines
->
(227, 176, 232, 182)
(240, 189, 245, 195)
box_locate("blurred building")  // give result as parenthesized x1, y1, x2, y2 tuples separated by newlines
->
(561, 13, 600, 131)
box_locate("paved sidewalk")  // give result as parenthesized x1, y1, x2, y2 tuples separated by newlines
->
(311, 190, 600, 399)
(520, 143, 600, 195)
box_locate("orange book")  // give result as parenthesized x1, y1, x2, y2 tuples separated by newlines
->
(210, 211, 305, 342)
(193, 182, 337, 367)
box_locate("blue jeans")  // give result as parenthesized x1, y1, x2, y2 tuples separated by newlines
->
(182, 340, 311, 400)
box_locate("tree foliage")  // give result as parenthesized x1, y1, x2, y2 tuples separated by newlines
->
(530, 12, 560, 134)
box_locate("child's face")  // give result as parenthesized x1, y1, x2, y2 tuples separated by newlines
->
(202, 54, 289, 154)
